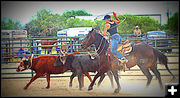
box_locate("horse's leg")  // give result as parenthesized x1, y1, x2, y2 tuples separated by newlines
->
(88, 72, 101, 91)
(138, 65, 153, 88)
(69, 72, 77, 87)
(112, 69, 121, 93)
(97, 74, 105, 87)
(24, 73, 44, 89)
(46, 74, 50, 89)
(97, 71, 114, 88)
(150, 67, 163, 89)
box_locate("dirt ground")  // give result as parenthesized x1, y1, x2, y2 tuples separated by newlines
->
(1, 56, 179, 97)
(1, 75, 178, 97)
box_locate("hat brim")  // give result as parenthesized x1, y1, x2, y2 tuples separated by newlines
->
(102, 18, 110, 20)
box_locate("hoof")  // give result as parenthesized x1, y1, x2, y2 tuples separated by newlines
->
(114, 88, 120, 94)
(24, 87, 27, 90)
(46, 86, 50, 89)
(69, 84, 72, 87)
(88, 86, 93, 91)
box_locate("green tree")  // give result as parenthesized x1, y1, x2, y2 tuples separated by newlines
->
(25, 9, 64, 36)
(25, 9, 93, 37)
(62, 9, 92, 19)
(1, 17, 22, 30)
(167, 12, 178, 34)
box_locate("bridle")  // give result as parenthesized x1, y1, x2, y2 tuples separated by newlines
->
(84, 30, 107, 56)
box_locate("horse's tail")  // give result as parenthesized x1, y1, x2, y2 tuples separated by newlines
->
(153, 48, 176, 80)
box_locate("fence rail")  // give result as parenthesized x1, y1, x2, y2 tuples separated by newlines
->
(1, 36, 179, 79)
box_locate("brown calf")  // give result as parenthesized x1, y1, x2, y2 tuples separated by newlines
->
(16, 54, 92, 89)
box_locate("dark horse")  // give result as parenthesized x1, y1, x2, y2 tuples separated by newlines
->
(81, 29, 123, 93)
(81, 29, 175, 90)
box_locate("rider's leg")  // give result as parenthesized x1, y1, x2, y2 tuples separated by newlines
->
(111, 34, 128, 63)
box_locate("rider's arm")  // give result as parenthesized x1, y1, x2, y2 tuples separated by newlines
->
(102, 24, 110, 36)
(113, 12, 120, 24)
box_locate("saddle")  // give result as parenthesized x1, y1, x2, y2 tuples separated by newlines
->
(108, 40, 133, 56)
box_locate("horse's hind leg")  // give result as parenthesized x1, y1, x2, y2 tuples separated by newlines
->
(150, 67, 163, 89)
(138, 65, 153, 88)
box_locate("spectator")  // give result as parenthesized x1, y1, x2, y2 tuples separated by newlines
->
(18, 48, 25, 59)
(56, 40, 61, 53)
(134, 26, 142, 37)
(37, 41, 42, 55)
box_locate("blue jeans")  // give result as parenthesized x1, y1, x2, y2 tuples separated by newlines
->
(110, 33, 124, 59)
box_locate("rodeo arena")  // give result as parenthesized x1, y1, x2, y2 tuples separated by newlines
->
(1, 13, 179, 97)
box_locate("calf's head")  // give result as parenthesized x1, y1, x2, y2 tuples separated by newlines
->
(16, 58, 30, 72)
(54, 50, 68, 66)
(16, 54, 33, 72)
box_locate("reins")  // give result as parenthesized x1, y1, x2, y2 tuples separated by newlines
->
(89, 31, 107, 56)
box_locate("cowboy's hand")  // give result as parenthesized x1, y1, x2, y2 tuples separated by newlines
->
(113, 12, 117, 16)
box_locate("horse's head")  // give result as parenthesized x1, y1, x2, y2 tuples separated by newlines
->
(54, 50, 67, 66)
(81, 29, 96, 49)
(16, 54, 33, 72)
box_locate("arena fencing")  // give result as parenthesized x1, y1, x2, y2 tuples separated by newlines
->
(1, 36, 179, 79)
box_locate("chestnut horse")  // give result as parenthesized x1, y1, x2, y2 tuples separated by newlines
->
(81, 29, 175, 91)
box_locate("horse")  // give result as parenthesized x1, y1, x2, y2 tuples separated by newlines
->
(81, 28, 175, 90)
(16, 53, 93, 89)
(54, 50, 115, 90)
(81, 29, 123, 93)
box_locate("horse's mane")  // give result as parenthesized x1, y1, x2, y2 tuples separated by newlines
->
(90, 28, 104, 38)
(89, 28, 109, 53)
(90, 28, 109, 44)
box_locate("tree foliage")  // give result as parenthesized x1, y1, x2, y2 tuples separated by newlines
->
(1, 17, 22, 30)
(159, 12, 178, 36)
(62, 9, 92, 19)
(25, 9, 65, 36)
(167, 12, 178, 34)
(25, 9, 93, 37)
(93, 14, 161, 35)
